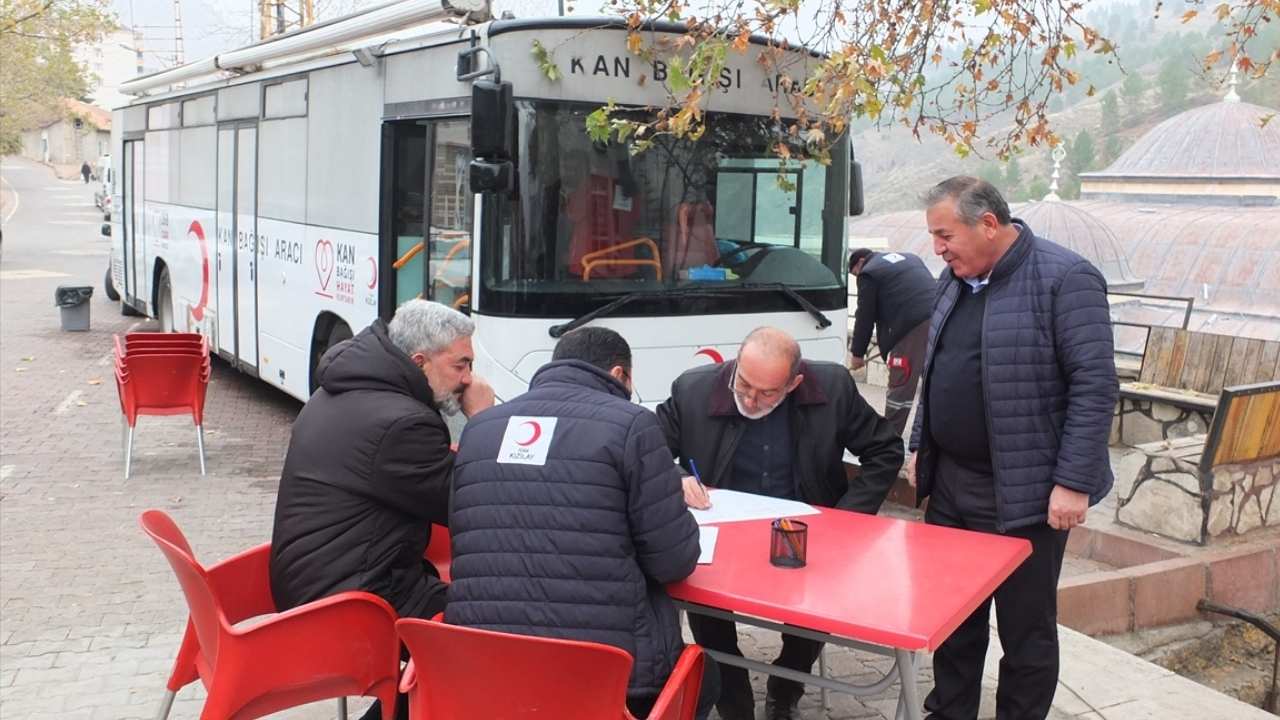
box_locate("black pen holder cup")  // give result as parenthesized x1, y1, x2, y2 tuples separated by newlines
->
(769, 519, 808, 568)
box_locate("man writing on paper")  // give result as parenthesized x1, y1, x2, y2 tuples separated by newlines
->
(656, 327, 904, 720)
(909, 177, 1117, 720)
(447, 327, 719, 719)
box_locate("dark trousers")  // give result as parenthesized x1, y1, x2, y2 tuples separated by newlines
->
(627, 653, 720, 720)
(923, 463, 1068, 720)
(884, 320, 930, 437)
(688, 613, 823, 715)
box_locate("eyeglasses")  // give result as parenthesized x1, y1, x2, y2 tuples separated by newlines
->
(728, 366, 788, 403)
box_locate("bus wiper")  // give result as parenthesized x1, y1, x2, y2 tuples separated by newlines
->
(547, 282, 833, 338)
(547, 287, 726, 338)
(741, 282, 833, 329)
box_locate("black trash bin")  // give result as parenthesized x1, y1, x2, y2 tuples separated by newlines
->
(55, 285, 94, 331)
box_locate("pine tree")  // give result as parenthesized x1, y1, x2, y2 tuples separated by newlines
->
(1101, 91, 1120, 135)
(1122, 72, 1147, 116)
(1103, 135, 1124, 165)
(1005, 157, 1023, 196)
(1071, 130, 1097, 174)
(1159, 58, 1191, 113)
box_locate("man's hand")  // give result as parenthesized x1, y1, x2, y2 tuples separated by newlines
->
(1048, 485, 1089, 530)
(681, 476, 711, 510)
(905, 451, 918, 488)
(849, 355, 867, 371)
(460, 376, 496, 418)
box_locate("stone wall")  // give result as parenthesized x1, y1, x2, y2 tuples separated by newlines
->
(1111, 395, 1213, 446)
(1208, 461, 1279, 538)
(1115, 438, 1280, 544)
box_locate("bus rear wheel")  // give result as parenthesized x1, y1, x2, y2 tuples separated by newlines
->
(156, 267, 175, 332)
(309, 319, 352, 395)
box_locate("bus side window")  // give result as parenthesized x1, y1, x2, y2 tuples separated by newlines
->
(428, 120, 473, 312)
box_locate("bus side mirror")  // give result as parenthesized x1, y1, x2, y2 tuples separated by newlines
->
(849, 158, 865, 216)
(470, 159, 513, 194)
(471, 80, 513, 160)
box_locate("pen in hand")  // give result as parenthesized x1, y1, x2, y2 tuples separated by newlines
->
(686, 458, 712, 510)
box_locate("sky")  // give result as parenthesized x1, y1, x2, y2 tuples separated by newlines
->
(112, 0, 602, 69)
(109, 0, 1143, 73)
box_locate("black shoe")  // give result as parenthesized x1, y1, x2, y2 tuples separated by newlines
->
(764, 693, 801, 720)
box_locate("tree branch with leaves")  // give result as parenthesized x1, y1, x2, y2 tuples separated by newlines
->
(0, 0, 115, 153)
(587, 0, 1274, 161)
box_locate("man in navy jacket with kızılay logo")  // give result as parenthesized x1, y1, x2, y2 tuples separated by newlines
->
(447, 326, 718, 719)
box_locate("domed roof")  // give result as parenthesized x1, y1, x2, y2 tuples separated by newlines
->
(847, 204, 1145, 291)
(1012, 201, 1145, 291)
(1090, 99, 1280, 178)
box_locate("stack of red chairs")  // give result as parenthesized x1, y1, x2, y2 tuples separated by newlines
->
(114, 332, 211, 479)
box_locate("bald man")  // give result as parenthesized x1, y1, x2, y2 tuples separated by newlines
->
(656, 327, 903, 720)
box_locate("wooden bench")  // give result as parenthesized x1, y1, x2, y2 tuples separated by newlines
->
(1115, 380, 1280, 544)
(1113, 327, 1280, 445)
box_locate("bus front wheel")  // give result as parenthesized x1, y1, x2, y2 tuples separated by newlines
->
(104, 267, 120, 301)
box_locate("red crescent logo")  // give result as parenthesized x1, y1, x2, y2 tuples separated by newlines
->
(694, 348, 724, 364)
(367, 257, 378, 289)
(516, 421, 542, 447)
(187, 221, 209, 322)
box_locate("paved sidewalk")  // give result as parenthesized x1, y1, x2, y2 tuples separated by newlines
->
(1, 156, 1270, 719)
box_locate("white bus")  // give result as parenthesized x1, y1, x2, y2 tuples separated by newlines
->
(106, 0, 862, 406)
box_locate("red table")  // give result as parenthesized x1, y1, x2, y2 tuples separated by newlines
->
(668, 508, 1031, 720)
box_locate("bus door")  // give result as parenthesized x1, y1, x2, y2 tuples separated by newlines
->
(121, 140, 145, 307)
(214, 123, 259, 371)
(380, 118, 473, 319)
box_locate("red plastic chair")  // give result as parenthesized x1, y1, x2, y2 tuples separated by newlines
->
(396, 617, 704, 720)
(424, 523, 451, 583)
(141, 510, 401, 720)
(114, 333, 211, 478)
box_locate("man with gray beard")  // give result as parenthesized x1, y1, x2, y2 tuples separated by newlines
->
(270, 298, 494, 624)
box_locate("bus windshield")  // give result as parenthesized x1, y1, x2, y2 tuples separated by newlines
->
(480, 101, 848, 318)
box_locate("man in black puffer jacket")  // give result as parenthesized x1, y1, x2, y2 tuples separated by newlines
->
(908, 177, 1118, 720)
(270, 299, 494, 719)
(447, 327, 717, 719)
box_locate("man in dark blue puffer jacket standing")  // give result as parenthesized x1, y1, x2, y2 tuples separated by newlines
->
(447, 326, 717, 719)
(908, 176, 1118, 720)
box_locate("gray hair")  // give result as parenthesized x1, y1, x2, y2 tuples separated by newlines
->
(388, 299, 475, 357)
(921, 176, 1012, 226)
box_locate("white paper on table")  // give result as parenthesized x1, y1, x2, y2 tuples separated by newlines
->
(688, 489, 819, 526)
(697, 526, 719, 564)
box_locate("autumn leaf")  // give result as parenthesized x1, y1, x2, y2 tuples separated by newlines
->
(531, 40, 562, 82)
(1180, 10, 1198, 24)
(627, 32, 643, 55)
